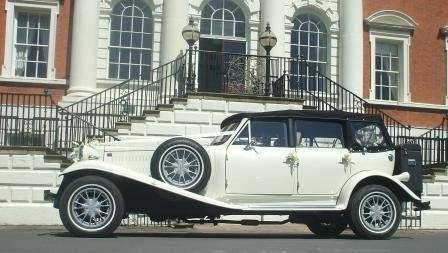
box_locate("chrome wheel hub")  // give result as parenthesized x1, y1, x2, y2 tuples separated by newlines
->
(359, 192, 395, 233)
(69, 185, 113, 230)
(161, 147, 202, 188)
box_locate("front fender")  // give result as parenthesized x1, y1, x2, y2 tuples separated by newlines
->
(336, 171, 421, 210)
(58, 160, 240, 211)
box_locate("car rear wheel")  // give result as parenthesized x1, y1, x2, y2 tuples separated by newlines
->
(349, 184, 401, 239)
(59, 176, 124, 237)
(150, 138, 211, 193)
(305, 213, 347, 237)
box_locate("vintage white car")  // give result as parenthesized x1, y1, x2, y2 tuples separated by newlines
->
(45, 110, 429, 239)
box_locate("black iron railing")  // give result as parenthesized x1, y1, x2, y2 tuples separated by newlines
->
(63, 53, 187, 130)
(190, 49, 411, 144)
(400, 118, 448, 167)
(0, 92, 119, 157)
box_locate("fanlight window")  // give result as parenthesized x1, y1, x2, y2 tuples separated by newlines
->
(200, 0, 246, 38)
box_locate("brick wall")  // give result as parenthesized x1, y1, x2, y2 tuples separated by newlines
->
(363, 0, 448, 127)
(0, 0, 72, 102)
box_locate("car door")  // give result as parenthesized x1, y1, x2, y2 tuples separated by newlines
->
(225, 119, 296, 195)
(295, 119, 352, 196)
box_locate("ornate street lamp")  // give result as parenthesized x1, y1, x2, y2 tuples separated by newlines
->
(182, 17, 200, 92)
(259, 23, 277, 96)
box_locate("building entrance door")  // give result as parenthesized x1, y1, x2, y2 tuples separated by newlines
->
(198, 38, 246, 93)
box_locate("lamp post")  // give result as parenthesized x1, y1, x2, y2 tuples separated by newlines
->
(182, 17, 200, 92)
(259, 23, 277, 96)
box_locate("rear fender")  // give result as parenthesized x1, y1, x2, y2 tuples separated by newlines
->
(336, 171, 421, 210)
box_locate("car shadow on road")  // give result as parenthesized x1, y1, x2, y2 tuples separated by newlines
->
(45, 231, 412, 241)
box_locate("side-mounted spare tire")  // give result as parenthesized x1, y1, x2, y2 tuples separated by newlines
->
(150, 137, 211, 193)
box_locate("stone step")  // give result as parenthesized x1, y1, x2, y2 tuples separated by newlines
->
(156, 104, 174, 111)
(116, 121, 132, 130)
(142, 110, 160, 117)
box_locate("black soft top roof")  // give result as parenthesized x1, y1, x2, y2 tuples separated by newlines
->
(221, 110, 383, 128)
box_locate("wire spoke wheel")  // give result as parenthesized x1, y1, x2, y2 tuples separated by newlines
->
(160, 146, 203, 189)
(359, 192, 395, 233)
(68, 184, 115, 230)
(350, 184, 401, 239)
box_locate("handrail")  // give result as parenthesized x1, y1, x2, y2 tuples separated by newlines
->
(63, 53, 187, 130)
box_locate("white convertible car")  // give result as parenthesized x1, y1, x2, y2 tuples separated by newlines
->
(45, 110, 429, 239)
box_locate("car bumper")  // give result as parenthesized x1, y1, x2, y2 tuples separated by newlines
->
(414, 201, 431, 211)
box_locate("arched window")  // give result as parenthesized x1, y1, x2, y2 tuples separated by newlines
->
(291, 13, 327, 91)
(108, 0, 153, 80)
(200, 0, 245, 38)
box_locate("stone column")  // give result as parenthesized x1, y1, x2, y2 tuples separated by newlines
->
(340, 0, 363, 97)
(159, 0, 189, 65)
(260, 0, 285, 58)
(66, 0, 100, 97)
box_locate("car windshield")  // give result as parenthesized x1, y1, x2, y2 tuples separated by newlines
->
(210, 121, 241, 145)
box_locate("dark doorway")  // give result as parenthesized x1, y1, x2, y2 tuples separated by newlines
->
(198, 38, 246, 93)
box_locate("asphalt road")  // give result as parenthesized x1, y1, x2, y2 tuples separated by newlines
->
(0, 225, 447, 253)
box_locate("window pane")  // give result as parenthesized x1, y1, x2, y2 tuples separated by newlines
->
(120, 49, 130, 63)
(133, 18, 143, 32)
(143, 19, 152, 33)
(40, 15, 50, 29)
(210, 0, 224, 9)
(132, 33, 142, 47)
(110, 31, 120, 46)
(131, 50, 141, 64)
(38, 47, 48, 61)
(223, 21, 233, 36)
(225, 0, 237, 11)
(121, 32, 131, 47)
(295, 120, 344, 148)
(224, 10, 233, 20)
(200, 19, 211, 34)
(212, 20, 222, 35)
(232, 125, 249, 145)
(213, 9, 223, 19)
(122, 17, 132, 31)
(28, 29, 38, 44)
(375, 56, 381, 70)
(351, 122, 388, 151)
(109, 63, 118, 78)
(26, 62, 36, 77)
(391, 58, 399, 71)
(141, 50, 150, 64)
(235, 22, 245, 37)
(142, 33, 152, 48)
(130, 65, 140, 78)
(119, 64, 129, 79)
(39, 30, 49, 45)
(37, 63, 47, 78)
(109, 48, 119, 62)
(28, 14, 39, 28)
(233, 9, 244, 21)
(141, 65, 150, 79)
(16, 28, 27, 43)
(111, 16, 121, 30)
(17, 13, 27, 27)
(28, 46, 38, 61)
(251, 121, 288, 147)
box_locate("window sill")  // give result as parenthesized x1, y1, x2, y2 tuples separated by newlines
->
(366, 99, 448, 111)
(0, 76, 67, 86)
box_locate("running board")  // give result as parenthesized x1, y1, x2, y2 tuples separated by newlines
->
(186, 218, 290, 226)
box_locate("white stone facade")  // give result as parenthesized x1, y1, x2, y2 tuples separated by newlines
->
(61, 0, 364, 97)
(0, 154, 61, 225)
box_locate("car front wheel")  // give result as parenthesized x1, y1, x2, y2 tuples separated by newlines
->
(349, 184, 401, 239)
(59, 176, 124, 237)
